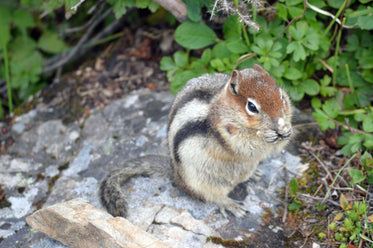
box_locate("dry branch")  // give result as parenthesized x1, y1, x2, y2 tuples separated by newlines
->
(153, 0, 187, 22)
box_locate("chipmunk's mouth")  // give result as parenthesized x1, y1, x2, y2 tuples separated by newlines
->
(263, 128, 292, 144)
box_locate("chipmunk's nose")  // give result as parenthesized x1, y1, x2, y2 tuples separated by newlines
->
(273, 117, 285, 131)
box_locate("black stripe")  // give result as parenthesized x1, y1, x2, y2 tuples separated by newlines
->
(168, 90, 214, 131)
(173, 119, 209, 163)
(209, 123, 233, 153)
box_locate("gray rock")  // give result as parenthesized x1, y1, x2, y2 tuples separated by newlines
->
(0, 88, 308, 247)
(26, 198, 171, 248)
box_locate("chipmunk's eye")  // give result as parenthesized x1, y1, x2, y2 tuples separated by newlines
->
(247, 101, 259, 114)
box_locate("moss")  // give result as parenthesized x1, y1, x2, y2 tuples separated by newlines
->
(48, 175, 60, 192)
(58, 162, 69, 171)
(206, 236, 251, 248)
(0, 184, 11, 209)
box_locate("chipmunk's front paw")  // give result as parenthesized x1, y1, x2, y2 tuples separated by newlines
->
(219, 199, 248, 218)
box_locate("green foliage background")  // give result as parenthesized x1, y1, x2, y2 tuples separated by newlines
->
(160, 0, 373, 156)
(0, 0, 372, 156)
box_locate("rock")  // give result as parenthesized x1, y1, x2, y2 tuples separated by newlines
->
(0, 87, 309, 247)
(26, 198, 171, 248)
(33, 120, 67, 157)
(170, 211, 213, 236)
(148, 224, 206, 248)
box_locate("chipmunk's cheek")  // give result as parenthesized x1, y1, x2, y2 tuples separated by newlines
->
(226, 124, 238, 135)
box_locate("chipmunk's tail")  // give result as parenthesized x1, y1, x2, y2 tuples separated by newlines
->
(99, 155, 171, 217)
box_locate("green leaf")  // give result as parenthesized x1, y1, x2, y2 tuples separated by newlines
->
(290, 22, 308, 40)
(13, 9, 35, 29)
(322, 100, 339, 118)
(223, 15, 241, 40)
(311, 97, 322, 109)
(313, 109, 335, 130)
(175, 22, 217, 49)
(226, 40, 249, 54)
(288, 202, 301, 211)
(160, 56, 177, 71)
(185, 0, 201, 22)
(359, 48, 373, 69)
(38, 31, 67, 54)
(303, 32, 319, 51)
(0, 6, 13, 26)
(367, 174, 373, 184)
(173, 51, 188, 68)
(0, 21, 10, 45)
(284, 68, 302, 80)
(201, 48, 212, 66)
(275, 3, 288, 19)
(320, 86, 337, 97)
(357, 15, 373, 30)
(287, 0, 304, 5)
(288, 6, 304, 18)
(301, 79, 320, 96)
(362, 151, 373, 166)
(364, 135, 373, 149)
(289, 178, 298, 196)
(288, 84, 304, 101)
(327, 0, 346, 9)
(212, 42, 232, 59)
(349, 168, 366, 184)
(346, 34, 359, 52)
(338, 132, 351, 145)
(362, 69, 373, 82)
(111, 0, 130, 19)
(210, 58, 225, 71)
(363, 116, 373, 132)
(287, 42, 306, 61)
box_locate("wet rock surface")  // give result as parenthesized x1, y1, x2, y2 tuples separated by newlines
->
(0, 87, 307, 248)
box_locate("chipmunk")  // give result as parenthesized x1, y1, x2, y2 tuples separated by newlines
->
(99, 64, 293, 218)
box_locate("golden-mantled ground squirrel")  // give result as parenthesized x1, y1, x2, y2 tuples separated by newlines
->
(99, 64, 293, 217)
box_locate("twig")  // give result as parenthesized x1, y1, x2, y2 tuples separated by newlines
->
(43, 5, 113, 74)
(355, 184, 368, 194)
(322, 154, 358, 204)
(309, 151, 334, 182)
(62, 2, 104, 35)
(317, 58, 334, 73)
(152, 0, 187, 22)
(299, 193, 340, 207)
(307, 2, 355, 29)
(328, 116, 370, 135)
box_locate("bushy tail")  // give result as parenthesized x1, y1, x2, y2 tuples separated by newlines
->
(99, 155, 171, 217)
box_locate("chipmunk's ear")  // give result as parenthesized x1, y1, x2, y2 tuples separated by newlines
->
(254, 64, 277, 86)
(253, 64, 270, 77)
(228, 70, 242, 96)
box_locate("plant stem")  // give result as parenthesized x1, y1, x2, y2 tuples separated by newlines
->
(327, 116, 370, 135)
(332, 17, 346, 87)
(242, 23, 250, 47)
(321, 153, 357, 204)
(339, 109, 366, 116)
(0, 22, 13, 114)
(345, 63, 361, 108)
(323, 0, 348, 36)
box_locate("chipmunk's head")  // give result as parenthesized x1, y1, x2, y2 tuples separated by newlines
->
(226, 64, 292, 144)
